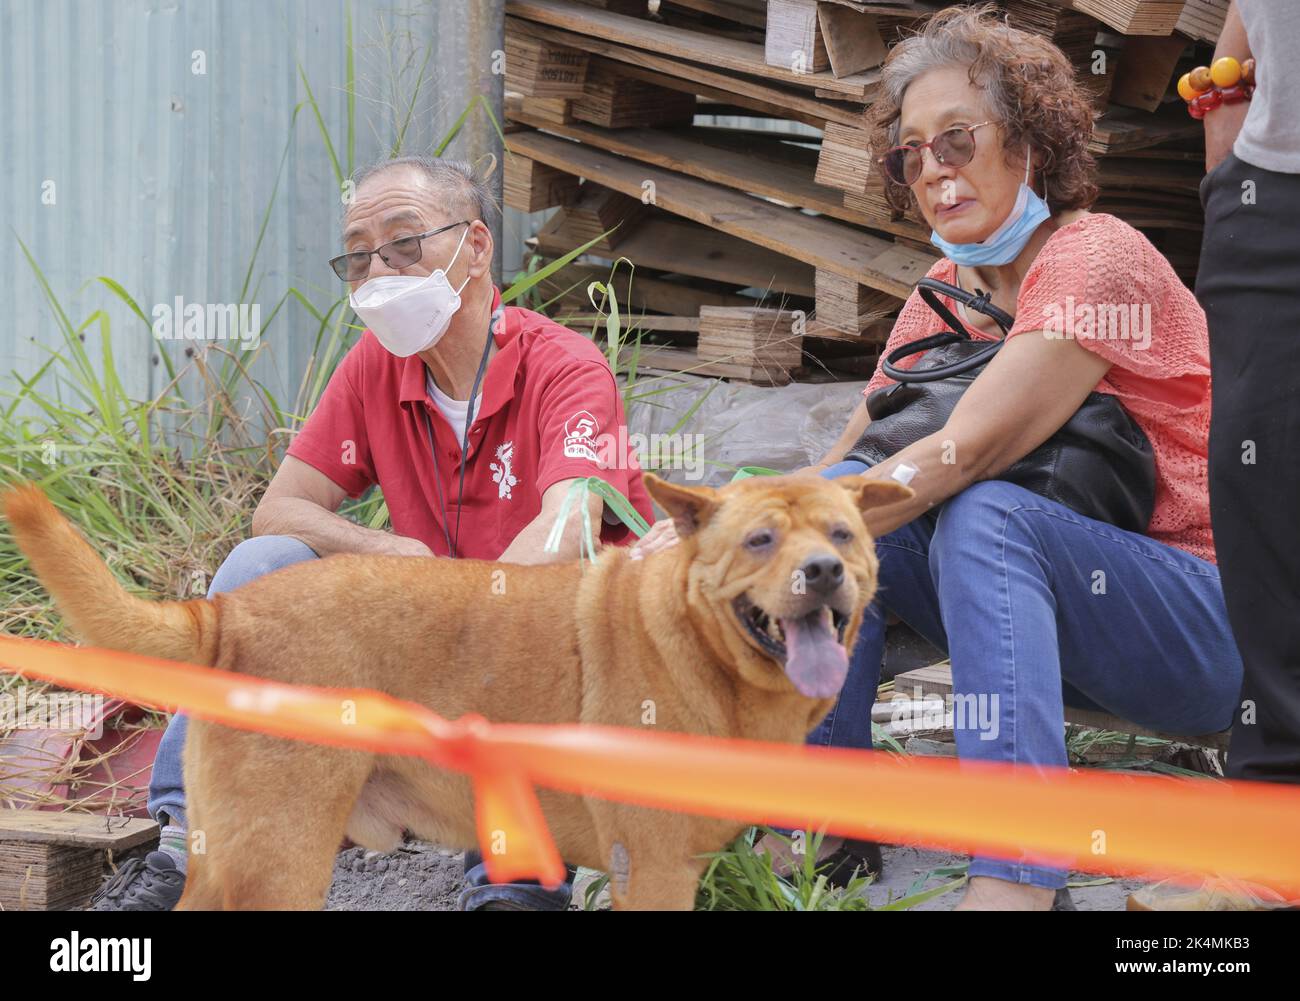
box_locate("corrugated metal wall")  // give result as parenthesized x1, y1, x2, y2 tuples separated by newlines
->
(0, 0, 503, 417)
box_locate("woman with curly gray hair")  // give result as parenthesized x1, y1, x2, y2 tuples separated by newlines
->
(633, 4, 1243, 910)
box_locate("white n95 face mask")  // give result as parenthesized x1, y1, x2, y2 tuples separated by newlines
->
(348, 224, 472, 357)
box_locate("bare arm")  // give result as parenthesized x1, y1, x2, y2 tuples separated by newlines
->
(497, 478, 605, 565)
(252, 455, 433, 557)
(1205, 1, 1252, 172)
(851, 331, 1113, 538)
(811, 398, 873, 471)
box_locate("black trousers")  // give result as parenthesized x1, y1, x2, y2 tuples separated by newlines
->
(1197, 151, 1300, 783)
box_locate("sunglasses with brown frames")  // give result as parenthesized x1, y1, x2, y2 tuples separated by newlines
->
(877, 121, 997, 187)
(329, 220, 471, 282)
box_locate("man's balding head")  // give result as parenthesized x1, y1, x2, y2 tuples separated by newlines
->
(346, 156, 493, 231)
(336, 155, 495, 294)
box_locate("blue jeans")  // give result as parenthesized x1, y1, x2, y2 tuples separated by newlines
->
(145, 535, 573, 910)
(809, 460, 1243, 889)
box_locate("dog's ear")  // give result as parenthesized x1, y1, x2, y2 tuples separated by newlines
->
(643, 474, 719, 537)
(837, 474, 914, 514)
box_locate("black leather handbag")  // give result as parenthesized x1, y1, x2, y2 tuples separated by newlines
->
(845, 277, 1156, 534)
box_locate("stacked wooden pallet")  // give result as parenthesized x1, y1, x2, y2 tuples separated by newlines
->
(504, 0, 1219, 386)
(0, 809, 158, 911)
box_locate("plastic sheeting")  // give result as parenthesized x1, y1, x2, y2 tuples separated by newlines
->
(621, 374, 869, 486)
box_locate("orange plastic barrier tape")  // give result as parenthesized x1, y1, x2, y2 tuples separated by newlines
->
(3, 634, 1299, 894)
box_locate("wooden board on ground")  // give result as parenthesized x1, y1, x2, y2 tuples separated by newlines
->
(535, 210, 818, 297)
(507, 0, 881, 99)
(0, 809, 158, 848)
(0, 808, 159, 911)
(509, 127, 933, 297)
(893, 663, 1230, 752)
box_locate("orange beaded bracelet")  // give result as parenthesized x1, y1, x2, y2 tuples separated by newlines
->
(1180, 57, 1255, 119)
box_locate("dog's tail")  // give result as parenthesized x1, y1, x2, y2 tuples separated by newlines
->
(3, 482, 220, 666)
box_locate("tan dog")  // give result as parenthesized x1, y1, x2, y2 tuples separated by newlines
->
(3, 472, 911, 910)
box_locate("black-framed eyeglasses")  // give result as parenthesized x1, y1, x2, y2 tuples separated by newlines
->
(329, 220, 471, 281)
(877, 121, 996, 187)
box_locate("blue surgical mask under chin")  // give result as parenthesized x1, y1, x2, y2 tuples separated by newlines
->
(929, 150, 1051, 267)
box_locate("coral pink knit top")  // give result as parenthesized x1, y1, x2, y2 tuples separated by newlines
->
(863, 213, 1215, 564)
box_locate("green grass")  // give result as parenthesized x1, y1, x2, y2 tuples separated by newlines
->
(576, 827, 967, 911)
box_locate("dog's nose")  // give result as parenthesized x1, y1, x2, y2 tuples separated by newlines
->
(799, 554, 844, 595)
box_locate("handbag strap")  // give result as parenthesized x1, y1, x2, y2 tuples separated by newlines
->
(881, 277, 1015, 383)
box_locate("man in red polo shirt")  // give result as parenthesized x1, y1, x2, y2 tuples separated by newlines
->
(277, 178, 652, 562)
(94, 157, 653, 913)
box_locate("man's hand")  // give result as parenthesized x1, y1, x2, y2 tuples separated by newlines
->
(629, 518, 679, 559)
(374, 534, 436, 558)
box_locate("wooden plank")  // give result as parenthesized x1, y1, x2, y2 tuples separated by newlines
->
(547, 305, 889, 349)
(894, 664, 1230, 751)
(535, 211, 818, 296)
(662, 0, 768, 29)
(539, 261, 756, 314)
(506, 0, 881, 99)
(815, 268, 895, 336)
(1069, 0, 1186, 37)
(0, 808, 158, 849)
(504, 154, 581, 211)
(504, 33, 590, 98)
(508, 18, 867, 128)
(1098, 156, 1204, 193)
(507, 105, 874, 224)
(559, 314, 703, 331)
(1175, 0, 1228, 43)
(570, 62, 697, 128)
(619, 343, 800, 385)
(817, 3, 888, 79)
(1110, 33, 1188, 112)
(1088, 103, 1202, 154)
(509, 128, 933, 297)
(766, 0, 830, 74)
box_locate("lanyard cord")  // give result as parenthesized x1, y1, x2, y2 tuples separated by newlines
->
(418, 306, 500, 558)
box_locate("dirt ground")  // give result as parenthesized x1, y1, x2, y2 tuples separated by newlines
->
(323, 839, 1147, 911)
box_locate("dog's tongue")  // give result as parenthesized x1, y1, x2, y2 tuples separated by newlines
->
(779, 607, 847, 698)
